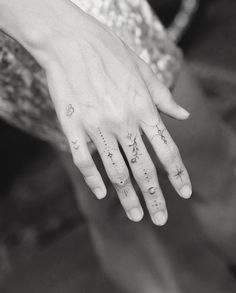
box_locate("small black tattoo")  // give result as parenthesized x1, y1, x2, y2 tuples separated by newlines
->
(148, 187, 157, 195)
(127, 132, 142, 163)
(143, 168, 151, 182)
(140, 120, 168, 144)
(66, 104, 75, 117)
(98, 128, 117, 165)
(154, 126, 167, 144)
(115, 176, 130, 190)
(150, 199, 164, 212)
(174, 166, 184, 182)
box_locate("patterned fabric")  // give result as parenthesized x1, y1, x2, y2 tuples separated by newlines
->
(0, 0, 182, 151)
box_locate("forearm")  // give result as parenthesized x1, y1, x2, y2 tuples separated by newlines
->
(0, 0, 50, 43)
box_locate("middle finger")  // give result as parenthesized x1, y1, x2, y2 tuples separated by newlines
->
(90, 127, 144, 222)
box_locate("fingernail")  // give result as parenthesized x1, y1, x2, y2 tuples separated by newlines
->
(128, 208, 143, 222)
(180, 185, 192, 199)
(93, 188, 106, 199)
(153, 211, 167, 226)
(179, 107, 190, 119)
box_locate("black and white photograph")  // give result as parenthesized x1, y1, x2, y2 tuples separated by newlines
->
(0, 0, 236, 292)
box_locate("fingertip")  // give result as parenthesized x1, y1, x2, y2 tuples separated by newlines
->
(152, 210, 168, 226)
(93, 187, 107, 200)
(178, 107, 190, 120)
(127, 207, 144, 222)
(179, 185, 192, 199)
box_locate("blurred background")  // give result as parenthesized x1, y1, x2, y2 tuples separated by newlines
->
(1, 0, 236, 292)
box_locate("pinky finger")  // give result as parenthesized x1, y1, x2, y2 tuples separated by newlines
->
(70, 139, 107, 200)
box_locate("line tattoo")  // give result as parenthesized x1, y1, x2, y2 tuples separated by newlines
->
(127, 132, 142, 163)
(140, 120, 168, 144)
(66, 104, 75, 117)
(173, 166, 184, 182)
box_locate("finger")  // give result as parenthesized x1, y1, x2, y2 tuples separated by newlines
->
(131, 51, 190, 120)
(140, 115, 192, 199)
(66, 129, 107, 200)
(118, 129, 168, 226)
(91, 128, 144, 222)
(46, 70, 107, 199)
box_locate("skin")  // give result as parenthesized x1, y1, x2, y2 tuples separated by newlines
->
(0, 0, 192, 225)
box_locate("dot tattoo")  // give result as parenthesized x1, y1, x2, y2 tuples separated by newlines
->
(98, 128, 117, 165)
(127, 132, 142, 163)
(66, 104, 75, 117)
(150, 199, 165, 213)
(143, 168, 150, 182)
(114, 177, 130, 198)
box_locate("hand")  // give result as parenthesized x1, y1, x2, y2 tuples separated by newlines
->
(1, 0, 192, 225)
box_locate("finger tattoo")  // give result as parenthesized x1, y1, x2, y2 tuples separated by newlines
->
(150, 199, 165, 213)
(115, 177, 131, 199)
(71, 139, 80, 150)
(97, 128, 118, 165)
(140, 120, 168, 144)
(126, 132, 142, 163)
(173, 165, 184, 182)
(148, 187, 158, 195)
(66, 104, 75, 117)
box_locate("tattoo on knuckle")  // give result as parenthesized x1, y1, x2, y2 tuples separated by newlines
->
(126, 132, 142, 164)
(112, 173, 130, 188)
(140, 120, 168, 144)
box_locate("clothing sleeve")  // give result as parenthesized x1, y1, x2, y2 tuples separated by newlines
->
(0, 0, 183, 151)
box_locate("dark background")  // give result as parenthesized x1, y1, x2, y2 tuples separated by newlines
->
(1, 0, 236, 292)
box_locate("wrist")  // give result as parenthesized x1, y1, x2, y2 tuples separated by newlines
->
(0, 0, 83, 65)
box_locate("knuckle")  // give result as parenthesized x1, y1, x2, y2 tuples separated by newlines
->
(109, 168, 130, 187)
(83, 173, 97, 185)
(159, 83, 172, 99)
(84, 114, 103, 131)
(136, 165, 156, 181)
(74, 157, 93, 171)
(109, 109, 128, 125)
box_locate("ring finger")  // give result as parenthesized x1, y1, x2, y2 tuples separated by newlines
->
(118, 128, 168, 226)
